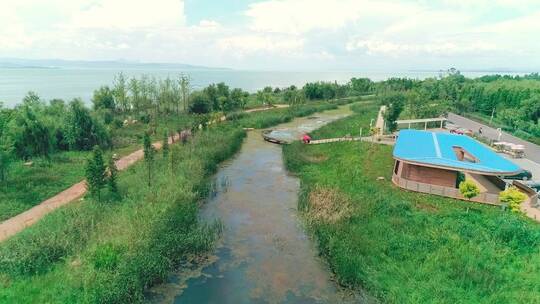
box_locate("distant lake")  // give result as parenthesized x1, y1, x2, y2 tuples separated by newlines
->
(0, 68, 528, 107)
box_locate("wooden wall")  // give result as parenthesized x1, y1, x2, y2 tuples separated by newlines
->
(399, 162, 457, 188)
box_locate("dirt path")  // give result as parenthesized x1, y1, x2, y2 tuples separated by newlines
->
(375, 105, 386, 135)
(0, 135, 178, 242)
(244, 104, 289, 113)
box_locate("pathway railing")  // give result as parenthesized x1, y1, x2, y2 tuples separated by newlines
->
(392, 174, 501, 206)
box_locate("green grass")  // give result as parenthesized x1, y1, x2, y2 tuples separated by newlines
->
(0, 151, 89, 222)
(283, 104, 540, 303)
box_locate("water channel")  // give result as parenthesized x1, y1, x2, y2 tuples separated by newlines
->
(148, 105, 366, 303)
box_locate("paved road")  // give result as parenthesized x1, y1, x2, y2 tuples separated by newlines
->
(448, 112, 540, 164)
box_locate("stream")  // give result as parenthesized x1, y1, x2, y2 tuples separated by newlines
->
(147, 105, 365, 303)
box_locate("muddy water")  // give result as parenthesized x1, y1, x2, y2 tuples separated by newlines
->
(148, 105, 364, 303)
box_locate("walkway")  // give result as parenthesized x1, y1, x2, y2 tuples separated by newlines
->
(0, 134, 178, 242)
(448, 113, 540, 164)
(308, 136, 394, 146)
(375, 105, 386, 135)
(244, 104, 289, 113)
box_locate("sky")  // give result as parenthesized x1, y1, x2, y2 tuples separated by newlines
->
(1, 0, 540, 71)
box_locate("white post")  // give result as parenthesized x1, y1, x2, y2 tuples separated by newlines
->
(424, 121, 427, 130)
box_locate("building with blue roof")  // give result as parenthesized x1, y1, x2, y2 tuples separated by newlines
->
(392, 130, 523, 204)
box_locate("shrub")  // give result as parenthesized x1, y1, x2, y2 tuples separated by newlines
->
(499, 186, 527, 213)
(86, 146, 107, 201)
(90, 243, 123, 271)
(459, 179, 480, 200)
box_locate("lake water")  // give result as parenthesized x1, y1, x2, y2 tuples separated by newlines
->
(0, 68, 527, 107)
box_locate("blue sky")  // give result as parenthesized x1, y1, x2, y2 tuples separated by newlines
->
(1, 0, 540, 71)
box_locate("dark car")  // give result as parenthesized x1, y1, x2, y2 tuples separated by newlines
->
(524, 182, 540, 193)
(501, 170, 533, 181)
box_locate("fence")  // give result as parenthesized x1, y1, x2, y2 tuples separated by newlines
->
(514, 181, 539, 207)
(392, 174, 501, 206)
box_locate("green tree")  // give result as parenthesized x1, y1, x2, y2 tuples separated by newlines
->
(86, 146, 107, 201)
(64, 99, 110, 151)
(499, 186, 527, 213)
(143, 133, 156, 187)
(92, 86, 115, 111)
(0, 139, 13, 182)
(189, 92, 212, 114)
(256, 90, 274, 107)
(350, 77, 373, 94)
(459, 179, 480, 200)
(162, 131, 170, 158)
(230, 88, 248, 110)
(179, 74, 191, 112)
(8, 100, 52, 160)
(113, 72, 129, 114)
(382, 92, 405, 133)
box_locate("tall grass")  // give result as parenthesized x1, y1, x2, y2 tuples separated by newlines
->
(283, 103, 540, 303)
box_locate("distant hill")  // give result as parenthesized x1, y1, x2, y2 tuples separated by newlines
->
(0, 58, 230, 71)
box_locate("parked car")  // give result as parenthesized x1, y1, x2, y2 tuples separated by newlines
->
(501, 170, 533, 181)
(523, 181, 540, 193)
(450, 128, 473, 136)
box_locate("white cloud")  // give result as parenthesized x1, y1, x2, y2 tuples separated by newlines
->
(245, 0, 419, 34)
(217, 34, 304, 56)
(0, 0, 539, 70)
(347, 39, 498, 56)
(67, 0, 185, 29)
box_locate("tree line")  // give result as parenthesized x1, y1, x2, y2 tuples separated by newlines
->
(0, 74, 387, 183)
(374, 69, 540, 139)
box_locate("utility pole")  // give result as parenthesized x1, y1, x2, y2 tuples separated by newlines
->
(489, 108, 495, 125)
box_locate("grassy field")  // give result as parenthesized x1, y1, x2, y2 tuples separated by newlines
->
(283, 104, 540, 303)
(0, 100, 358, 303)
(0, 114, 195, 222)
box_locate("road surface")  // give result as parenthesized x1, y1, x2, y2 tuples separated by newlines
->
(448, 113, 540, 164)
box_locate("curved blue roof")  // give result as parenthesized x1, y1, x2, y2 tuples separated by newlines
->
(393, 130, 522, 175)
